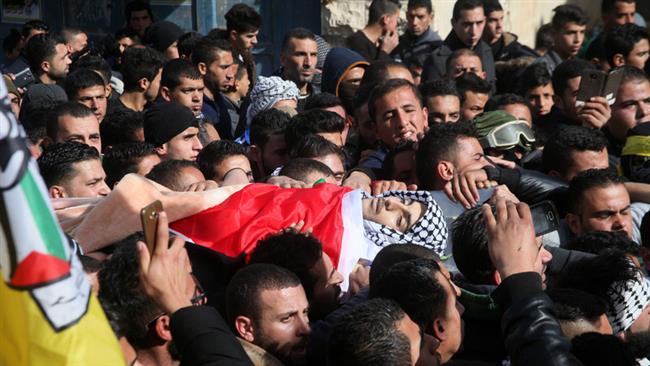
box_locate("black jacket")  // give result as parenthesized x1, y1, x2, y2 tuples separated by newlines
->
(421, 31, 496, 84)
(346, 30, 393, 62)
(392, 27, 442, 65)
(489, 32, 538, 62)
(170, 306, 253, 366)
(484, 166, 567, 205)
(492, 272, 582, 366)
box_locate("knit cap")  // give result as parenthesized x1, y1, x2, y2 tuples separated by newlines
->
(144, 102, 198, 146)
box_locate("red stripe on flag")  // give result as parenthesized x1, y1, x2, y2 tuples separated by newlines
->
(9, 251, 70, 288)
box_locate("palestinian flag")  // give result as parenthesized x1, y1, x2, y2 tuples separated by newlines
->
(0, 79, 124, 365)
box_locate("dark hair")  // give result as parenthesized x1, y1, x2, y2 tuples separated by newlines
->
(281, 28, 316, 55)
(38, 142, 100, 188)
(103, 142, 157, 187)
(420, 79, 460, 99)
(369, 244, 437, 285)
(125, 0, 153, 23)
(368, 0, 401, 24)
(567, 231, 640, 256)
(285, 110, 345, 148)
(177, 31, 202, 59)
(605, 23, 650, 66)
(452, 0, 484, 21)
(3, 28, 21, 54)
(329, 298, 412, 366)
(542, 125, 608, 176)
(370, 258, 447, 332)
(567, 169, 625, 214)
(21, 19, 48, 38)
(64, 69, 105, 99)
(445, 48, 482, 72)
(455, 72, 491, 103)
(535, 23, 555, 51)
(361, 60, 412, 87)
(407, 0, 432, 13)
(250, 108, 290, 148)
(620, 64, 650, 85)
(225, 3, 262, 33)
(368, 79, 423, 122)
(353, 82, 375, 113)
(602, 0, 636, 15)
(226, 263, 302, 327)
(520, 62, 552, 94)
(483, 0, 503, 14)
(451, 207, 494, 285)
(249, 231, 323, 300)
(490, 93, 529, 109)
(382, 141, 415, 180)
(161, 58, 202, 90)
(24, 33, 66, 75)
(279, 158, 334, 182)
(98, 233, 160, 349)
(290, 134, 345, 164)
(46, 102, 95, 141)
(552, 59, 595, 97)
(70, 54, 112, 84)
(548, 288, 608, 323)
(552, 5, 589, 30)
(572, 332, 637, 366)
(100, 109, 144, 151)
(191, 37, 232, 67)
(145, 159, 200, 191)
(304, 92, 344, 111)
(416, 121, 479, 189)
(196, 140, 248, 180)
(120, 47, 164, 91)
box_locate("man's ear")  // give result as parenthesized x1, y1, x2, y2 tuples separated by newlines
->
(493, 271, 502, 285)
(229, 30, 238, 43)
(234, 315, 255, 342)
(565, 213, 581, 236)
(612, 53, 626, 68)
(160, 86, 172, 102)
(105, 85, 112, 99)
(138, 77, 150, 92)
(40, 60, 50, 74)
(432, 318, 448, 342)
(154, 144, 168, 157)
(421, 106, 429, 129)
(437, 160, 454, 183)
(154, 315, 173, 342)
(49, 185, 66, 199)
(197, 62, 207, 76)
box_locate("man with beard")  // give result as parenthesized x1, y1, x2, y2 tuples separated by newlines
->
(278, 28, 320, 111)
(227, 263, 311, 365)
(24, 33, 71, 85)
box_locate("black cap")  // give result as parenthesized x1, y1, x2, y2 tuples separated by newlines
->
(144, 102, 198, 146)
(145, 21, 183, 53)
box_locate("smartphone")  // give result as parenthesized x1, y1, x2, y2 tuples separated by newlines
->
(140, 200, 163, 253)
(13, 68, 34, 88)
(530, 201, 560, 237)
(576, 70, 606, 107)
(602, 68, 624, 105)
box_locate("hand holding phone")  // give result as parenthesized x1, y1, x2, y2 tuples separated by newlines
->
(141, 200, 163, 253)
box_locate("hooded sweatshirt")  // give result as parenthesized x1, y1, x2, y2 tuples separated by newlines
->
(321, 47, 369, 96)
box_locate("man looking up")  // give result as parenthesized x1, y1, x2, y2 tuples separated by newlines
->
(279, 28, 319, 110)
(422, 0, 495, 85)
(144, 102, 203, 161)
(536, 4, 589, 74)
(24, 33, 71, 85)
(192, 37, 237, 139)
(346, 0, 401, 61)
(113, 47, 164, 112)
(393, 0, 441, 67)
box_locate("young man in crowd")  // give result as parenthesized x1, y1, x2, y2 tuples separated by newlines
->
(482, 0, 537, 62)
(143, 102, 203, 162)
(225, 3, 261, 86)
(111, 47, 164, 113)
(444, 49, 486, 80)
(520, 63, 554, 121)
(455, 72, 491, 121)
(605, 23, 650, 70)
(278, 28, 320, 110)
(46, 101, 101, 153)
(392, 0, 441, 67)
(536, 4, 589, 74)
(197, 140, 253, 184)
(584, 0, 636, 69)
(124, 0, 154, 39)
(64, 68, 108, 123)
(249, 108, 291, 180)
(24, 33, 71, 85)
(346, 0, 401, 61)
(420, 79, 461, 124)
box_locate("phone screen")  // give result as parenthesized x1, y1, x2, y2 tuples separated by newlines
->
(530, 201, 559, 237)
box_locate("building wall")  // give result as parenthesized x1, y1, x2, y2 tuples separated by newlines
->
(322, 0, 602, 50)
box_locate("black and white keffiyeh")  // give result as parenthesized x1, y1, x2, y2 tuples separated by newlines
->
(362, 190, 447, 257)
(606, 272, 650, 334)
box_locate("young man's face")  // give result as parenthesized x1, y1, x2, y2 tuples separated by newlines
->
(604, 1, 636, 28)
(56, 159, 110, 198)
(163, 41, 180, 60)
(158, 126, 203, 161)
(446, 54, 485, 79)
(460, 91, 489, 121)
(626, 38, 650, 70)
(373, 85, 429, 148)
(68, 32, 88, 54)
(501, 103, 533, 126)
(56, 113, 101, 153)
(426, 95, 461, 124)
(281, 38, 318, 87)
(46, 43, 72, 80)
(361, 196, 426, 233)
(526, 83, 555, 117)
(204, 51, 236, 93)
(560, 148, 609, 182)
(451, 7, 486, 48)
(484, 10, 504, 44)
(255, 133, 288, 176)
(556, 76, 581, 124)
(75, 85, 108, 123)
(567, 184, 632, 238)
(553, 22, 586, 59)
(212, 154, 253, 183)
(609, 79, 650, 142)
(453, 136, 490, 173)
(308, 252, 344, 320)
(253, 286, 311, 365)
(166, 77, 204, 115)
(406, 6, 433, 37)
(231, 30, 259, 52)
(433, 266, 465, 364)
(129, 9, 152, 38)
(313, 153, 345, 185)
(144, 68, 163, 102)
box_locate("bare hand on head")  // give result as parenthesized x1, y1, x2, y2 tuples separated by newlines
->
(482, 197, 538, 280)
(488, 185, 519, 205)
(371, 180, 417, 195)
(282, 220, 312, 234)
(267, 175, 311, 189)
(443, 168, 497, 209)
(137, 211, 194, 315)
(578, 96, 611, 129)
(184, 180, 219, 192)
(342, 171, 372, 193)
(348, 260, 371, 295)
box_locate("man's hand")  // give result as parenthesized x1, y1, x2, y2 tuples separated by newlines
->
(371, 180, 416, 195)
(488, 185, 520, 205)
(137, 211, 193, 315)
(444, 168, 497, 209)
(380, 31, 399, 54)
(577, 96, 611, 129)
(348, 261, 370, 295)
(267, 175, 310, 189)
(184, 180, 219, 192)
(482, 198, 538, 280)
(342, 171, 372, 193)
(487, 156, 517, 170)
(282, 220, 312, 234)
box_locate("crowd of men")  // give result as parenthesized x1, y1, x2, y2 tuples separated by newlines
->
(8, 0, 650, 364)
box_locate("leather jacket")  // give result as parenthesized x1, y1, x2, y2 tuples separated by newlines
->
(485, 166, 567, 204)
